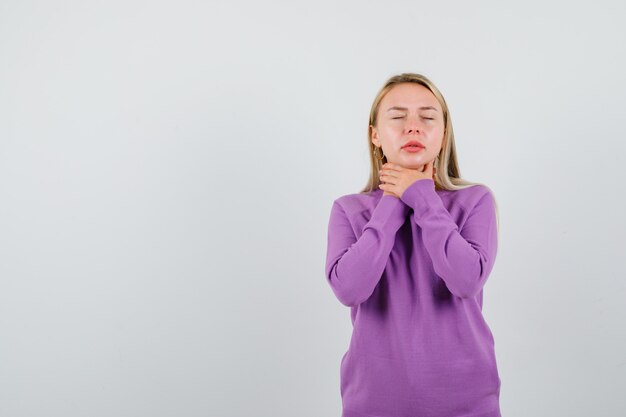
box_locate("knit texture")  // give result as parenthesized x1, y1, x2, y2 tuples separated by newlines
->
(325, 179, 501, 417)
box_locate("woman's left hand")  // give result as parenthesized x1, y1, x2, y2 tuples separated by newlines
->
(379, 159, 437, 198)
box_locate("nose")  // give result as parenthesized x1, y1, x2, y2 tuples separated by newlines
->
(404, 115, 422, 135)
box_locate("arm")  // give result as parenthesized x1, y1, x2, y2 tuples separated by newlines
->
(325, 195, 409, 307)
(400, 179, 498, 299)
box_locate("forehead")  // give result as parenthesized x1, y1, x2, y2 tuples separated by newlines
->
(381, 83, 441, 111)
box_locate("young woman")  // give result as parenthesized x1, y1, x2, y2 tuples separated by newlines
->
(325, 73, 502, 417)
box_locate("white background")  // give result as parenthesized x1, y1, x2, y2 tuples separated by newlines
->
(1, 1, 625, 416)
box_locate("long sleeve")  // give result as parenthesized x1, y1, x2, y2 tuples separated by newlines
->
(325, 195, 409, 307)
(400, 179, 498, 299)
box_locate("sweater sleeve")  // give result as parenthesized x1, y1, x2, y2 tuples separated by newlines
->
(325, 195, 410, 307)
(399, 179, 498, 299)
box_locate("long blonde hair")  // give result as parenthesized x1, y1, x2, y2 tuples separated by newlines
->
(361, 72, 500, 233)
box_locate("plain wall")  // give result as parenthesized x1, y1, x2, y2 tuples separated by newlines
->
(1, 1, 625, 416)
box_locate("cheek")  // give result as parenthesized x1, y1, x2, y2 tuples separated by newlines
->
(428, 127, 444, 145)
(383, 126, 402, 135)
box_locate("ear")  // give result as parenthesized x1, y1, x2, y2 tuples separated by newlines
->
(370, 125, 380, 147)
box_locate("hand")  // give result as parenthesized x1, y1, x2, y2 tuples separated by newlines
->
(379, 160, 437, 198)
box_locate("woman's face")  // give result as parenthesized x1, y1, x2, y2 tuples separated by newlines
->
(371, 83, 445, 170)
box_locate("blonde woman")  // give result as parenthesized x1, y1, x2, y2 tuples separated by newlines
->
(325, 73, 502, 417)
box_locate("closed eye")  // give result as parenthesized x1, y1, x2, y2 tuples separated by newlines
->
(392, 116, 434, 120)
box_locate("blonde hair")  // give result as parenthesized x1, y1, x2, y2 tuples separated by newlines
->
(361, 72, 500, 234)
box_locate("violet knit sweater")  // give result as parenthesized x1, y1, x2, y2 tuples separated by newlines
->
(325, 178, 501, 417)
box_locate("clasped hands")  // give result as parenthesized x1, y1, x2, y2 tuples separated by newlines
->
(379, 159, 437, 198)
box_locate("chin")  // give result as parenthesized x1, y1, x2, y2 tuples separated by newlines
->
(403, 163, 422, 170)
(397, 155, 434, 170)
(399, 155, 425, 166)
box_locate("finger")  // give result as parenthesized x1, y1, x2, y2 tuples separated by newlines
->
(383, 163, 402, 172)
(380, 169, 398, 182)
(379, 168, 399, 179)
(380, 173, 399, 184)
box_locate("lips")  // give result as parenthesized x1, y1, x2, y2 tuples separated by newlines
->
(402, 140, 425, 149)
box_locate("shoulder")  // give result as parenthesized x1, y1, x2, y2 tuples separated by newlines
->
(451, 184, 496, 212)
(332, 189, 381, 216)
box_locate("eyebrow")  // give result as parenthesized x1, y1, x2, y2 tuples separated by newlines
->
(386, 106, 439, 112)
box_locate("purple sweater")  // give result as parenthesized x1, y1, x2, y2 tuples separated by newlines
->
(325, 178, 501, 417)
